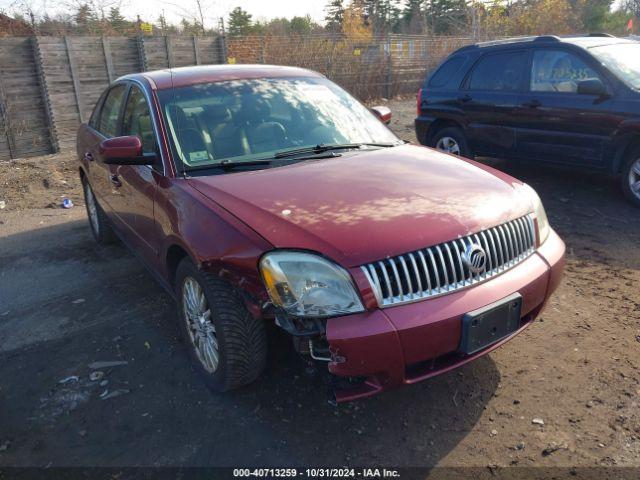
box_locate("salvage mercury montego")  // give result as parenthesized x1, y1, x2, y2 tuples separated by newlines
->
(77, 65, 565, 402)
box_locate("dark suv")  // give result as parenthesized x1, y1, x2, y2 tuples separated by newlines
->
(415, 34, 640, 206)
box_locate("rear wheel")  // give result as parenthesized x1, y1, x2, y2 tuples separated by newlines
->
(431, 127, 471, 158)
(82, 177, 116, 244)
(621, 148, 640, 208)
(175, 258, 267, 392)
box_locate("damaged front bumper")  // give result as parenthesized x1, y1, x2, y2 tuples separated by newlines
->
(325, 228, 566, 402)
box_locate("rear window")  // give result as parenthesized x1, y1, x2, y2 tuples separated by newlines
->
(429, 56, 466, 88)
(468, 51, 527, 92)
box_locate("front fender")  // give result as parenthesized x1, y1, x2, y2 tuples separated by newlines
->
(157, 179, 274, 314)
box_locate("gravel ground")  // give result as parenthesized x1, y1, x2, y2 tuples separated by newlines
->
(0, 99, 639, 473)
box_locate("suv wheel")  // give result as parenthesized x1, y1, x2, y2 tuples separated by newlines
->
(175, 258, 267, 392)
(82, 177, 117, 244)
(622, 148, 640, 207)
(432, 127, 471, 158)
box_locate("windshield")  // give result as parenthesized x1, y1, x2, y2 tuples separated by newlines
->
(590, 43, 640, 89)
(158, 76, 399, 170)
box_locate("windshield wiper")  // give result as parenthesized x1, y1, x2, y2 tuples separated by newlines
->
(183, 152, 342, 175)
(185, 159, 274, 173)
(273, 142, 398, 159)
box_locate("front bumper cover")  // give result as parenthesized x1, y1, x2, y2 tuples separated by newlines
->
(326, 228, 566, 402)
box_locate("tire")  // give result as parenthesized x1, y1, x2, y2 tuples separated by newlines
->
(621, 147, 640, 208)
(82, 176, 117, 244)
(431, 127, 472, 159)
(175, 258, 267, 392)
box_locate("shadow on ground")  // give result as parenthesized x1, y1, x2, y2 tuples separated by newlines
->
(0, 218, 499, 467)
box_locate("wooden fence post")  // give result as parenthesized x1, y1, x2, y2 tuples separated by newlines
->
(64, 36, 85, 123)
(32, 36, 59, 154)
(102, 36, 115, 83)
(0, 72, 15, 159)
(165, 35, 173, 68)
(193, 36, 201, 65)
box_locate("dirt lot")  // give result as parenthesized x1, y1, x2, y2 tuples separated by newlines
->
(0, 98, 639, 474)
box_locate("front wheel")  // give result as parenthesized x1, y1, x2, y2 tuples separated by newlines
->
(621, 150, 640, 208)
(431, 127, 472, 159)
(175, 258, 267, 392)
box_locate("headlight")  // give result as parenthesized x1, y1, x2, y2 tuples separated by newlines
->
(259, 251, 364, 317)
(523, 184, 550, 245)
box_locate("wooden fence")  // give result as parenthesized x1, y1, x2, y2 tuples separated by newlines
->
(0, 34, 474, 161)
(0, 35, 225, 160)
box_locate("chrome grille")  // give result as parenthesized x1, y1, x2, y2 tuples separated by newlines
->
(361, 215, 536, 307)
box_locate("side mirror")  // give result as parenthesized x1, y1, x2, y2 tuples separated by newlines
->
(577, 78, 607, 97)
(371, 106, 392, 125)
(99, 136, 155, 165)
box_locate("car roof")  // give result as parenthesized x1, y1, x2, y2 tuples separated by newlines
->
(117, 64, 324, 90)
(455, 34, 637, 54)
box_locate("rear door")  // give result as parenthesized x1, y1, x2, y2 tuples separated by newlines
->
(514, 48, 616, 167)
(459, 50, 528, 157)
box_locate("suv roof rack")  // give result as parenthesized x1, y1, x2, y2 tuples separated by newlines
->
(458, 35, 560, 51)
(457, 33, 617, 52)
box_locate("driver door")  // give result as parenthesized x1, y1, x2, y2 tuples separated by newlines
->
(110, 84, 163, 265)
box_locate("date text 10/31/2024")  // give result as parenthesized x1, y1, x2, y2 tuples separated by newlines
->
(232, 468, 401, 478)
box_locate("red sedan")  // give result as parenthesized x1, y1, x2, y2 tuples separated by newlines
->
(77, 65, 565, 402)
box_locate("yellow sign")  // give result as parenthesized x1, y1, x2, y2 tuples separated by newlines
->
(353, 48, 361, 56)
(140, 22, 153, 34)
(227, 57, 237, 64)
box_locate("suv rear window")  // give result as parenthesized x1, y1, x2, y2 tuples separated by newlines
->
(429, 56, 465, 88)
(468, 52, 526, 92)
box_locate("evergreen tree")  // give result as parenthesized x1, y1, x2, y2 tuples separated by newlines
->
(228, 6, 253, 36)
(425, 0, 468, 34)
(74, 4, 96, 34)
(108, 7, 127, 32)
(402, 0, 425, 33)
(579, 0, 614, 31)
(290, 15, 315, 35)
(324, 0, 345, 33)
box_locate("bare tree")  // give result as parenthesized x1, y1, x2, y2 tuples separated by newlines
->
(159, 0, 210, 34)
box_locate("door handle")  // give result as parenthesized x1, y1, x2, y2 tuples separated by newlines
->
(110, 174, 122, 188)
(83, 151, 94, 162)
(458, 94, 472, 103)
(522, 99, 541, 108)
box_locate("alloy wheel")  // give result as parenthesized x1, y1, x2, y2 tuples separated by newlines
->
(435, 136, 460, 155)
(182, 276, 219, 373)
(629, 158, 640, 200)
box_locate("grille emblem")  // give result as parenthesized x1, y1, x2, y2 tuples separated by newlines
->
(463, 244, 487, 274)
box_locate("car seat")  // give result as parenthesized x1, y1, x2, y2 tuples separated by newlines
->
(202, 104, 250, 159)
(237, 95, 287, 154)
(168, 105, 210, 163)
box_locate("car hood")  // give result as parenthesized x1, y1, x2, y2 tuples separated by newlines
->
(188, 145, 533, 267)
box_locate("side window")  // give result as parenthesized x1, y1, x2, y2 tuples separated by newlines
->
(429, 56, 466, 88)
(89, 91, 107, 129)
(468, 52, 526, 92)
(531, 50, 601, 93)
(121, 86, 157, 154)
(98, 85, 126, 137)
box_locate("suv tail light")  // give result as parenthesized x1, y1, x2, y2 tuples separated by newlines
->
(416, 88, 423, 116)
